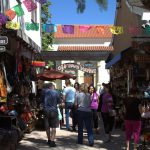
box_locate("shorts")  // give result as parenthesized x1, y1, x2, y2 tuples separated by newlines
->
(125, 120, 141, 143)
(44, 110, 59, 129)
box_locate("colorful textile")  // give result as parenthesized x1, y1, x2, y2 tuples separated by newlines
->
(62, 25, 74, 34)
(35, 0, 47, 4)
(6, 21, 20, 30)
(42, 24, 57, 33)
(25, 22, 39, 31)
(96, 26, 105, 34)
(5, 9, 16, 20)
(23, 0, 37, 12)
(128, 26, 141, 36)
(0, 13, 7, 26)
(110, 26, 123, 35)
(13, 4, 24, 16)
(79, 25, 91, 32)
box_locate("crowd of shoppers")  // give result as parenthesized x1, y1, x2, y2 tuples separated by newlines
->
(41, 80, 145, 150)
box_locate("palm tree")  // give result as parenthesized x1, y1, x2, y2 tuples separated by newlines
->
(75, 0, 108, 13)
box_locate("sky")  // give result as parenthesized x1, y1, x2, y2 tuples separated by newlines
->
(49, 0, 116, 25)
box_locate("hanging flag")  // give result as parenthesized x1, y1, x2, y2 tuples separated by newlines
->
(110, 26, 123, 35)
(6, 21, 20, 30)
(62, 25, 74, 34)
(35, 0, 47, 4)
(5, 9, 16, 21)
(128, 26, 141, 36)
(79, 25, 91, 32)
(25, 22, 39, 31)
(13, 4, 24, 17)
(42, 24, 57, 33)
(23, 0, 37, 12)
(96, 26, 105, 34)
(0, 13, 7, 26)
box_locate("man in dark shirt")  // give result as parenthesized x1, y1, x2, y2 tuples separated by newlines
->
(41, 83, 61, 147)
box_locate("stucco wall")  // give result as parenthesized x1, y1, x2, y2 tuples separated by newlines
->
(113, 0, 141, 55)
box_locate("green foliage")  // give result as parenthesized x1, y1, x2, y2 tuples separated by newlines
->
(75, 0, 108, 13)
(41, 1, 54, 50)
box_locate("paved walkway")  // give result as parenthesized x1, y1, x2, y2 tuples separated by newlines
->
(17, 116, 150, 150)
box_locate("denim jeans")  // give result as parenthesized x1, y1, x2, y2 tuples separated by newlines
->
(77, 110, 94, 145)
(65, 102, 74, 129)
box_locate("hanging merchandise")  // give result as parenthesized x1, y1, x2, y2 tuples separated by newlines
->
(23, 0, 37, 12)
(128, 26, 141, 36)
(110, 26, 123, 35)
(0, 13, 7, 26)
(42, 24, 57, 33)
(96, 26, 105, 34)
(5, 9, 16, 21)
(35, 0, 47, 4)
(25, 22, 39, 31)
(6, 21, 20, 30)
(62, 25, 74, 34)
(79, 25, 91, 32)
(145, 25, 150, 34)
(1, 62, 12, 94)
(13, 4, 24, 17)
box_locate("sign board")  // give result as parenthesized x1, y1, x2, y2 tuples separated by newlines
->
(0, 36, 8, 45)
(57, 63, 97, 74)
(0, 46, 6, 52)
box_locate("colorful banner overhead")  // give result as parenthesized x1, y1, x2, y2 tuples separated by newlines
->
(42, 24, 57, 33)
(25, 22, 39, 31)
(128, 26, 141, 36)
(6, 21, 20, 30)
(0, 13, 7, 26)
(96, 26, 105, 34)
(35, 0, 47, 4)
(110, 26, 123, 35)
(23, 0, 37, 12)
(5, 9, 16, 21)
(13, 4, 24, 16)
(62, 25, 74, 34)
(79, 25, 91, 32)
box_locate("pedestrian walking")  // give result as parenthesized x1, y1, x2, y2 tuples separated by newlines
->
(41, 83, 61, 147)
(63, 79, 76, 131)
(124, 88, 143, 150)
(72, 82, 80, 131)
(75, 83, 94, 146)
(101, 84, 115, 142)
(88, 85, 99, 133)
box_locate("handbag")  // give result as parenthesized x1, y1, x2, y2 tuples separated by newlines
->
(90, 93, 98, 110)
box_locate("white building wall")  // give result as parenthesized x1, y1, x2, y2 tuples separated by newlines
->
(9, 0, 41, 48)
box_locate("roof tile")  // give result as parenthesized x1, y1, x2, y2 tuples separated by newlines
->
(55, 25, 112, 39)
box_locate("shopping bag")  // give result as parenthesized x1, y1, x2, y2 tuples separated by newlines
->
(57, 108, 62, 121)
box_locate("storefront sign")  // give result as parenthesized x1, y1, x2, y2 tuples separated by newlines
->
(0, 36, 8, 45)
(57, 63, 96, 74)
(0, 46, 6, 52)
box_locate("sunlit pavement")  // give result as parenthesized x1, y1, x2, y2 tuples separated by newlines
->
(17, 117, 150, 150)
(17, 120, 127, 150)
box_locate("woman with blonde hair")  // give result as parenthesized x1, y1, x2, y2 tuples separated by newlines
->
(75, 83, 94, 146)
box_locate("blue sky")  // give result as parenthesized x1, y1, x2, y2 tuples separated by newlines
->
(49, 0, 116, 25)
